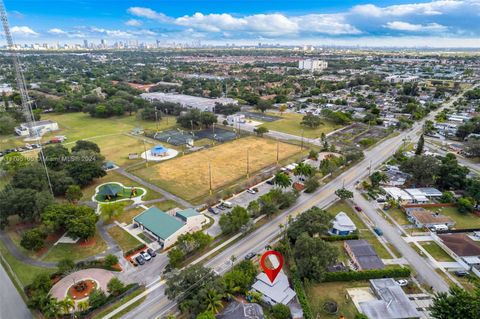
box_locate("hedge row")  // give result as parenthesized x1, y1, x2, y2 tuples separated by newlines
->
(292, 275, 313, 319)
(322, 233, 359, 242)
(124, 244, 147, 257)
(324, 266, 411, 282)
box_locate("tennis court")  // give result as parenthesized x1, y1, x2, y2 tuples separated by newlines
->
(152, 128, 237, 145)
(240, 112, 281, 122)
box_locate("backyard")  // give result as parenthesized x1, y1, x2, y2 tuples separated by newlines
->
(131, 136, 301, 202)
(261, 112, 342, 138)
(306, 281, 366, 319)
(430, 206, 480, 229)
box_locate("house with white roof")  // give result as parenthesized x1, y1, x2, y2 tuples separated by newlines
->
(383, 187, 414, 204)
(329, 212, 357, 236)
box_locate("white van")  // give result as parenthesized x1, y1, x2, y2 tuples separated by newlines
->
(220, 200, 233, 208)
(431, 224, 449, 232)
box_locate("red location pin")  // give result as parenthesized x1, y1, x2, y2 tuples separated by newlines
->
(260, 250, 284, 283)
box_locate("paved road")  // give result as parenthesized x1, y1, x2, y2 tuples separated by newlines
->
(115, 167, 193, 208)
(424, 139, 480, 175)
(0, 263, 32, 319)
(353, 191, 450, 292)
(111, 87, 476, 318)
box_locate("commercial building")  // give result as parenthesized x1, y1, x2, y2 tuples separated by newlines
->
(140, 92, 238, 112)
(344, 240, 384, 270)
(14, 120, 59, 137)
(133, 207, 206, 249)
(298, 59, 328, 72)
(359, 278, 421, 319)
(329, 212, 357, 236)
(404, 207, 455, 229)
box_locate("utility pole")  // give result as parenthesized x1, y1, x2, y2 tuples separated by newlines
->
(276, 140, 279, 164)
(155, 108, 159, 131)
(301, 129, 304, 151)
(246, 148, 250, 178)
(143, 139, 149, 167)
(209, 162, 213, 195)
(368, 160, 372, 175)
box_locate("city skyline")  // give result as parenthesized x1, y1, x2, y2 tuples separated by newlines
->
(2, 0, 480, 48)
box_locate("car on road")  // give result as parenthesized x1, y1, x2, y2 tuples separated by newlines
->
(396, 279, 408, 286)
(147, 248, 157, 257)
(141, 251, 152, 261)
(454, 270, 468, 277)
(244, 252, 256, 260)
(208, 207, 218, 214)
(373, 227, 383, 236)
(354, 206, 362, 212)
(266, 179, 274, 185)
(247, 188, 257, 194)
(135, 255, 145, 265)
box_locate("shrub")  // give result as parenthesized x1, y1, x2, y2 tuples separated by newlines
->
(323, 266, 411, 282)
(292, 276, 313, 319)
(57, 258, 75, 273)
(20, 228, 47, 251)
(270, 304, 291, 319)
(322, 233, 359, 242)
(103, 254, 119, 267)
(124, 244, 146, 257)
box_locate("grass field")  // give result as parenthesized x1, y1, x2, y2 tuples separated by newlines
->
(107, 226, 142, 252)
(1, 112, 176, 150)
(0, 240, 55, 286)
(306, 281, 365, 319)
(132, 136, 300, 202)
(42, 231, 107, 262)
(419, 241, 455, 262)
(385, 207, 411, 225)
(261, 112, 343, 138)
(326, 201, 392, 259)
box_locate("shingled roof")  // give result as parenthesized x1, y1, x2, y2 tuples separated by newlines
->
(438, 233, 480, 257)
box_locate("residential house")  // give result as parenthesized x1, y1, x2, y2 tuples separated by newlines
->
(329, 212, 357, 236)
(344, 240, 384, 270)
(404, 207, 455, 229)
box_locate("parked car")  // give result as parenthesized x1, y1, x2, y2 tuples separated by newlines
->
(244, 252, 256, 260)
(247, 188, 257, 194)
(266, 179, 274, 185)
(141, 251, 152, 261)
(354, 206, 362, 212)
(373, 227, 383, 236)
(220, 200, 233, 208)
(135, 255, 145, 265)
(454, 270, 468, 277)
(147, 248, 157, 257)
(208, 207, 218, 214)
(396, 279, 408, 286)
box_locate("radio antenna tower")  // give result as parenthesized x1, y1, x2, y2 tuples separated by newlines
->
(0, 0, 53, 195)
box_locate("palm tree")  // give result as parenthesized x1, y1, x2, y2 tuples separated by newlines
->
(77, 300, 89, 312)
(205, 289, 224, 314)
(42, 296, 61, 319)
(293, 162, 315, 179)
(273, 172, 291, 188)
(59, 296, 75, 315)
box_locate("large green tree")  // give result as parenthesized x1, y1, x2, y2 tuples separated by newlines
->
(430, 285, 480, 319)
(287, 207, 332, 242)
(219, 206, 250, 234)
(294, 233, 338, 281)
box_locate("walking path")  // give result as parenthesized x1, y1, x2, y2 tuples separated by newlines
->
(115, 167, 192, 208)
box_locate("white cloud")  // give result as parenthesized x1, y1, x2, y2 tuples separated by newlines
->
(48, 28, 67, 35)
(11, 26, 38, 36)
(385, 21, 447, 32)
(125, 19, 142, 27)
(128, 7, 170, 22)
(91, 27, 133, 37)
(293, 14, 361, 35)
(351, 0, 471, 17)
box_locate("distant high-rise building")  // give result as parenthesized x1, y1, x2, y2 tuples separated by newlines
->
(298, 59, 328, 72)
(83, 39, 88, 48)
(100, 39, 107, 48)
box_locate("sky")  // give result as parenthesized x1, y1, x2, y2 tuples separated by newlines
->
(2, 0, 480, 47)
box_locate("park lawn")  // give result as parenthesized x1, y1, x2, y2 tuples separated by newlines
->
(0, 112, 177, 150)
(107, 226, 142, 252)
(326, 201, 392, 259)
(261, 112, 343, 138)
(0, 240, 55, 286)
(132, 136, 301, 202)
(95, 183, 145, 202)
(115, 207, 144, 225)
(92, 287, 146, 319)
(41, 231, 107, 262)
(430, 206, 480, 229)
(306, 281, 365, 319)
(81, 170, 162, 201)
(419, 241, 455, 262)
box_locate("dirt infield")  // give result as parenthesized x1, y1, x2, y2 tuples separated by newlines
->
(132, 136, 300, 201)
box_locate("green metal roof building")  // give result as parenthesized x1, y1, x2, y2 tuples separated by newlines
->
(133, 207, 185, 241)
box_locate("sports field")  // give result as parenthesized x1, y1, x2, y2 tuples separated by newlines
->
(132, 136, 300, 202)
(261, 112, 343, 138)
